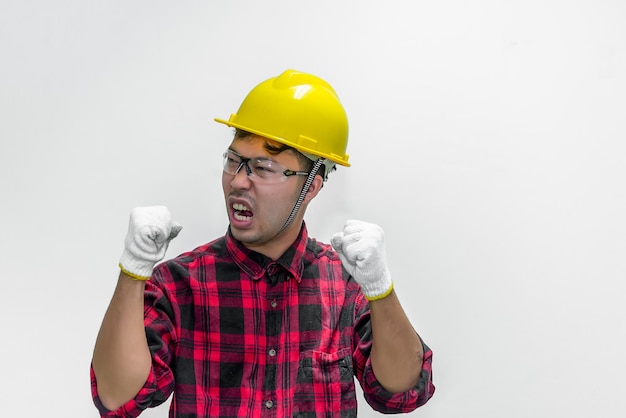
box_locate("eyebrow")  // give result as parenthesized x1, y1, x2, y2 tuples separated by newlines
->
(227, 148, 274, 162)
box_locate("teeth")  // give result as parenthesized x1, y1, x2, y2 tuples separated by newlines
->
(232, 202, 251, 221)
(233, 203, 249, 211)
(234, 212, 251, 221)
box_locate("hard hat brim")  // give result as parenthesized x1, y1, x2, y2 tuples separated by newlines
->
(214, 117, 350, 167)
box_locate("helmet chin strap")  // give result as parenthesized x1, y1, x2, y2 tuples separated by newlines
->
(275, 158, 325, 237)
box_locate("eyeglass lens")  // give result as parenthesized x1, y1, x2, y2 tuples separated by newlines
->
(223, 150, 288, 183)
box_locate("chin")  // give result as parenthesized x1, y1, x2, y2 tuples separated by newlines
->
(230, 226, 261, 244)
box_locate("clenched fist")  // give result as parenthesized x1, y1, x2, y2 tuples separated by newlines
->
(331, 220, 393, 300)
(118, 206, 182, 280)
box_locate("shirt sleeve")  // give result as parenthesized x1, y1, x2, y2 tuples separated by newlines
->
(90, 271, 178, 417)
(351, 292, 435, 413)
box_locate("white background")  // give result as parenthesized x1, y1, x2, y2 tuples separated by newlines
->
(1, 1, 625, 417)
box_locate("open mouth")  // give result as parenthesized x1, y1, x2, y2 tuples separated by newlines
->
(232, 202, 253, 221)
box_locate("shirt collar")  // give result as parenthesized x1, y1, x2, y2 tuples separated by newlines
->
(225, 223, 308, 283)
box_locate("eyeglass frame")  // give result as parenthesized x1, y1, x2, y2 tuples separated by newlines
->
(222, 148, 311, 183)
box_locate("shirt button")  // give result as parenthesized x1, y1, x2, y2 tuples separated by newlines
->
(268, 348, 277, 357)
(270, 300, 277, 308)
(265, 400, 274, 409)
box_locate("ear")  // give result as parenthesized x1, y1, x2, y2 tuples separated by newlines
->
(302, 174, 324, 204)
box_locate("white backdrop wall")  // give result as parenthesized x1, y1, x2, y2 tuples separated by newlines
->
(1, 1, 625, 417)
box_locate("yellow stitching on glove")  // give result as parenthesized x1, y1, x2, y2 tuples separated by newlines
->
(119, 264, 151, 281)
(364, 281, 394, 301)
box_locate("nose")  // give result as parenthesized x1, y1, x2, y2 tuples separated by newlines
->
(228, 164, 252, 189)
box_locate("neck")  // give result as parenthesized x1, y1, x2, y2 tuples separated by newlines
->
(245, 220, 303, 260)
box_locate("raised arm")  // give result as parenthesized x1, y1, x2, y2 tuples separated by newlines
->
(331, 220, 423, 392)
(92, 206, 181, 410)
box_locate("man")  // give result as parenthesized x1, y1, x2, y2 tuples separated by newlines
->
(91, 69, 435, 417)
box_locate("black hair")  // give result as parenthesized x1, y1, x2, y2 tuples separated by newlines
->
(233, 128, 328, 179)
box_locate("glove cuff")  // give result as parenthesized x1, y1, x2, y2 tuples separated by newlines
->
(119, 250, 154, 281)
(360, 274, 394, 301)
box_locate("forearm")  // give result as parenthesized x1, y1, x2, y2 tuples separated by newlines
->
(92, 271, 152, 411)
(369, 290, 424, 393)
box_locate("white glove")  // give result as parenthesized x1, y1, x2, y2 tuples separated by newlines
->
(118, 206, 182, 280)
(331, 220, 393, 300)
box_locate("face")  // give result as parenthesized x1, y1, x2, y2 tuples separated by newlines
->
(222, 135, 321, 258)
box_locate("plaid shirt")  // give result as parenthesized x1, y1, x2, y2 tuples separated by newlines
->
(91, 224, 434, 417)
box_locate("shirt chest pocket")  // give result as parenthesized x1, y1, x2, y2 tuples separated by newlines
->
(293, 348, 356, 417)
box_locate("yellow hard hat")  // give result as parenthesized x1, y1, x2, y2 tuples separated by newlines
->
(215, 69, 350, 167)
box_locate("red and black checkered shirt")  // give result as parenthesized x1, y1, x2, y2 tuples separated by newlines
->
(91, 224, 434, 417)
